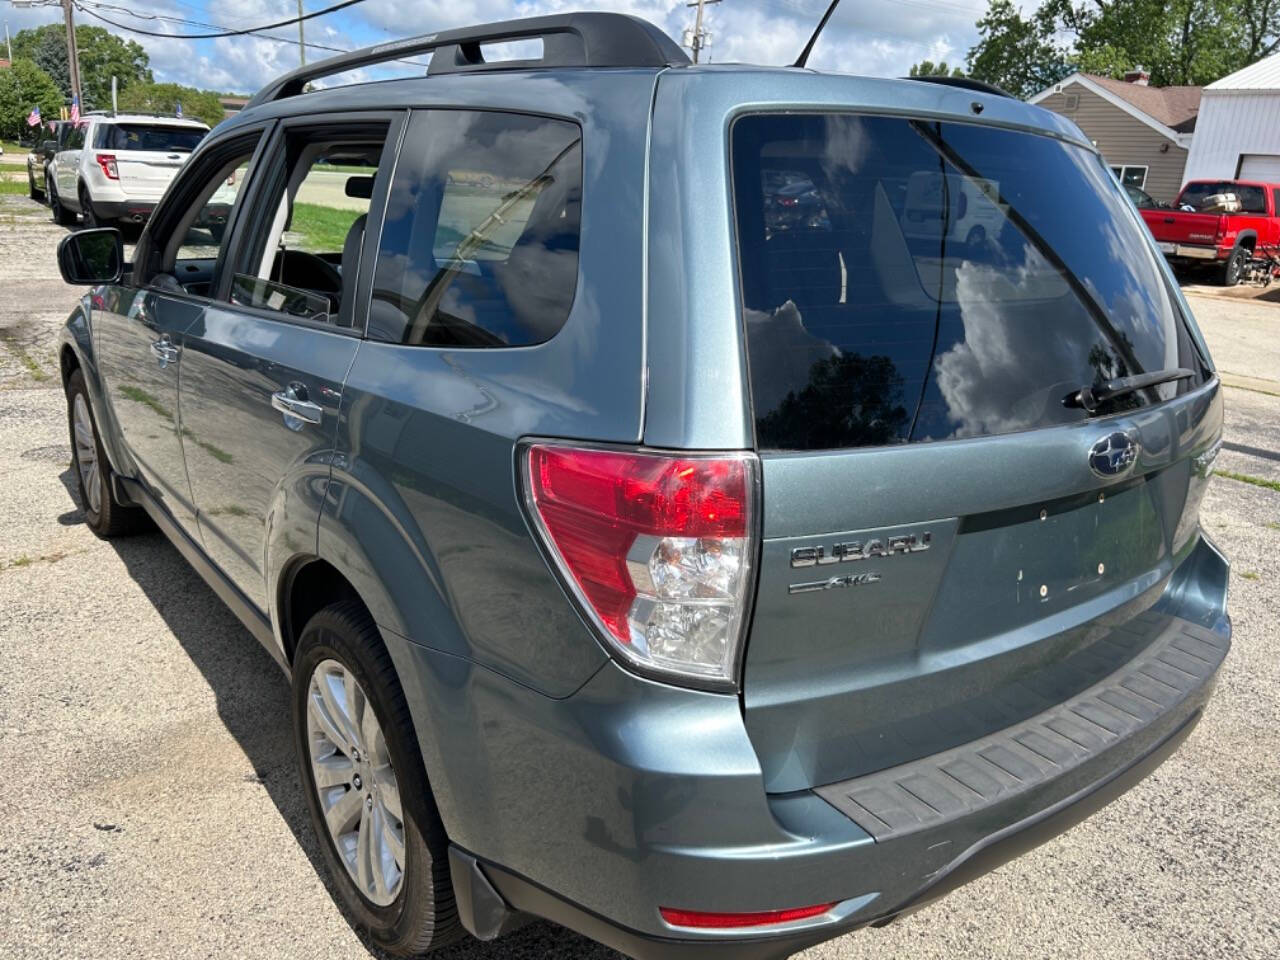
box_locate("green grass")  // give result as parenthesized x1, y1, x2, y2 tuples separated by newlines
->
(1266, 521, 1280, 531)
(1240, 570, 1260, 581)
(0, 179, 31, 195)
(1, 336, 49, 381)
(289, 202, 361, 253)
(1214, 469, 1280, 494)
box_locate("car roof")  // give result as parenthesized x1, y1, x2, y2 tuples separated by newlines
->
(93, 114, 209, 130)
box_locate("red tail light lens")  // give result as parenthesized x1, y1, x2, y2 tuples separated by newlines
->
(524, 443, 756, 686)
(95, 153, 119, 180)
(659, 902, 838, 928)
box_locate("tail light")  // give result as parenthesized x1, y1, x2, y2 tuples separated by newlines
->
(95, 153, 118, 179)
(523, 442, 757, 688)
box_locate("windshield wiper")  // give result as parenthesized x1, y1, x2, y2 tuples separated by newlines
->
(1063, 368, 1197, 412)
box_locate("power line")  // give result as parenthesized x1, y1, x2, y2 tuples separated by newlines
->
(71, 0, 366, 40)
(75, 0, 351, 55)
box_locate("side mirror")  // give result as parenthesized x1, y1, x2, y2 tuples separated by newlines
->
(41, 139, 58, 156)
(58, 228, 124, 285)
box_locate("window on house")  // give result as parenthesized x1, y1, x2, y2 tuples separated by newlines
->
(1109, 165, 1148, 188)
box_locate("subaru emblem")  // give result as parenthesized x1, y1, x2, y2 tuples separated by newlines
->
(1088, 430, 1140, 479)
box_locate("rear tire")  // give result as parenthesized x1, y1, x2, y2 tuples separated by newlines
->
(49, 181, 76, 226)
(65, 369, 150, 538)
(1222, 246, 1247, 286)
(292, 601, 463, 956)
(79, 186, 99, 228)
(28, 169, 43, 201)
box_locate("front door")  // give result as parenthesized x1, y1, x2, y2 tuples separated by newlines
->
(94, 287, 201, 529)
(176, 116, 393, 609)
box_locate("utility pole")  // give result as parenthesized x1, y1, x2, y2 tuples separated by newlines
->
(683, 0, 721, 64)
(5, 21, 12, 64)
(62, 0, 82, 107)
(297, 0, 306, 66)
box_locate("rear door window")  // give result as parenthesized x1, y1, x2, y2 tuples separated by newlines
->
(367, 109, 582, 347)
(731, 114, 1205, 451)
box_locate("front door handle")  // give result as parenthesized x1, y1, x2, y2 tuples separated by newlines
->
(271, 382, 324, 428)
(149, 335, 179, 367)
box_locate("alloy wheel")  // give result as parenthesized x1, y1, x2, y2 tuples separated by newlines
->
(72, 393, 102, 515)
(306, 659, 406, 906)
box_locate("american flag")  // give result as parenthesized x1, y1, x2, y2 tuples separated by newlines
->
(26, 105, 41, 127)
(70, 95, 84, 126)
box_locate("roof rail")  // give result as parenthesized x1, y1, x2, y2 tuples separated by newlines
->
(247, 12, 690, 108)
(904, 75, 1015, 100)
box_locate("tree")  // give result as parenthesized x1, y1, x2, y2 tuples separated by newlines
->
(10, 24, 151, 110)
(117, 83, 225, 129)
(0, 59, 64, 143)
(966, 0, 1072, 99)
(909, 60, 966, 77)
(967, 0, 1280, 96)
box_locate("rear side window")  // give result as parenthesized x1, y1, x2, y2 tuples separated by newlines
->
(94, 124, 206, 153)
(731, 114, 1205, 451)
(367, 109, 582, 348)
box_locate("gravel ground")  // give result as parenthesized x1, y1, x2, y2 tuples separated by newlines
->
(1, 192, 1278, 960)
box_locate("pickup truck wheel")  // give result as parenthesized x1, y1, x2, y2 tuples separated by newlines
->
(28, 168, 43, 201)
(1222, 246, 1247, 286)
(48, 181, 76, 226)
(65, 369, 150, 537)
(292, 602, 462, 956)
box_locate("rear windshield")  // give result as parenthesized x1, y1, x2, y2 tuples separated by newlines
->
(94, 124, 205, 153)
(731, 114, 1206, 451)
(1178, 181, 1267, 214)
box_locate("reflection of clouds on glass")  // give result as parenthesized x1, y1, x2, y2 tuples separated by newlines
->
(819, 115, 870, 184)
(744, 300, 839, 415)
(934, 257, 1095, 439)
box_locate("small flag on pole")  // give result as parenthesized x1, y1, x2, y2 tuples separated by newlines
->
(26, 105, 41, 127)
(175, 101, 183, 118)
(70, 95, 84, 126)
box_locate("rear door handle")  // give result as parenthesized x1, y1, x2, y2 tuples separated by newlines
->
(271, 382, 324, 428)
(149, 335, 179, 367)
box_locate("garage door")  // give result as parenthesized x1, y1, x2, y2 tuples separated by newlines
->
(1239, 154, 1280, 180)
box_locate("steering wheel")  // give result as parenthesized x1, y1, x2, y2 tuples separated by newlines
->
(277, 248, 343, 299)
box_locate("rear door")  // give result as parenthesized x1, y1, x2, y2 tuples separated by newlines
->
(729, 113, 1220, 792)
(55, 122, 85, 198)
(176, 113, 396, 610)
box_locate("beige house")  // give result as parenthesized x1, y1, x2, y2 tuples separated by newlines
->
(1030, 71, 1202, 204)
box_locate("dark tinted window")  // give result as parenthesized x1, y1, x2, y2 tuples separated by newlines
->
(368, 110, 581, 347)
(1273, 188, 1280, 215)
(731, 114, 1205, 451)
(95, 123, 205, 152)
(1179, 181, 1267, 213)
(66, 125, 85, 150)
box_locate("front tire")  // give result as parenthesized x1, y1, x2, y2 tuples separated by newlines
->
(292, 602, 462, 956)
(28, 168, 44, 201)
(65, 369, 149, 537)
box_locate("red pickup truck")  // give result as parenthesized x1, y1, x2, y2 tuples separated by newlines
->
(1140, 179, 1280, 285)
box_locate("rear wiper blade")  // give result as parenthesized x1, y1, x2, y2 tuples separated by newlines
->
(1063, 368, 1196, 412)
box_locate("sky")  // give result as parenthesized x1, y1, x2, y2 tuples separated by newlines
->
(2, 0, 992, 96)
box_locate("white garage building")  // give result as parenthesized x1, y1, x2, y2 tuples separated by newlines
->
(1183, 52, 1280, 182)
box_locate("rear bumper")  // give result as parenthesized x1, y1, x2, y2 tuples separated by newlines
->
(1161, 243, 1225, 260)
(89, 198, 157, 223)
(383, 537, 1230, 956)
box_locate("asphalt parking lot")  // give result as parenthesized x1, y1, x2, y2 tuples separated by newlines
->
(1, 192, 1277, 960)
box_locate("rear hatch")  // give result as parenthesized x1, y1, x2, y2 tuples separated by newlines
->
(730, 113, 1219, 793)
(95, 122, 204, 200)
(1142, 209, 1224, 248)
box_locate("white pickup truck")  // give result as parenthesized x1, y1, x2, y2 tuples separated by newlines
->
(48, 114, 210, 229)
